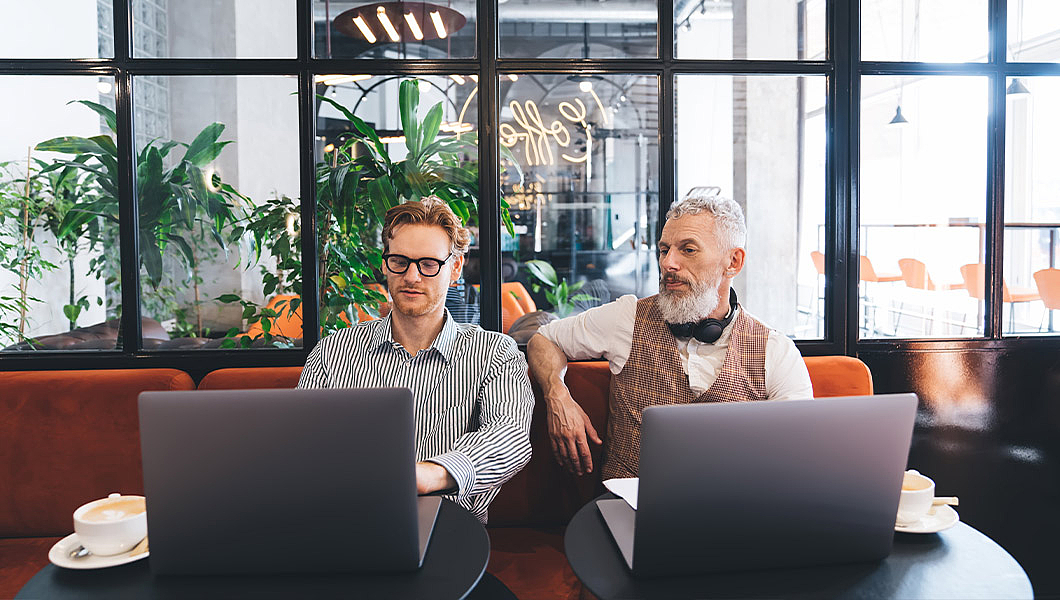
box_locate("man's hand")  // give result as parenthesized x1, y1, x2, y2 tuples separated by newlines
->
(545, 387, 603, 476)
(416, 461, 456, 495)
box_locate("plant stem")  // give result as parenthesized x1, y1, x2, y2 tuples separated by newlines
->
(18, 147, 31, 336)
(68, 247, 76, 330)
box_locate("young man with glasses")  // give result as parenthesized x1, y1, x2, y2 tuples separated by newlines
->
(298, 196, 534, 523)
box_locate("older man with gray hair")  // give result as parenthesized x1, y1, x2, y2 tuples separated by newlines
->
(527, 188, 813, 480)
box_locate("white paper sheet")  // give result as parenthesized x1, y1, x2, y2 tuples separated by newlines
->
(603, 477, 639, 510)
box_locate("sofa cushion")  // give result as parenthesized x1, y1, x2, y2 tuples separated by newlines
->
(487, 361, 610, 527)
(0, 369, 194, 537)
(197, 366, 304, 390)
(0, 536, 61, 599)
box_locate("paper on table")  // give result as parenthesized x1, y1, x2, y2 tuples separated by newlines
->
(603, 477, 639, 510)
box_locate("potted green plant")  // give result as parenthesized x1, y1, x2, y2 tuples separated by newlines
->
(524, 259, 598, 318)
(222, 78, 519, 347)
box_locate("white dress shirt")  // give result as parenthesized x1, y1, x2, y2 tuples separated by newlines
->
(537, 294, 814, 400)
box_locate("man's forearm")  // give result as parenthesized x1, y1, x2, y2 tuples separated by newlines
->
(527, 333, 570, 404)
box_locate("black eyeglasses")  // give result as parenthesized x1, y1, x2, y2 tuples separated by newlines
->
(382, 253, 453, 277)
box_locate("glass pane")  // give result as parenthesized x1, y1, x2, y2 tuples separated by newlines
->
(0, 1, 111, 58)
(1004, 76, 1060, 334)
(132, 0, 296, 58)
(314, 0, 476, 59)
(675, 0, 825, 61)
(498, 74, 659, 336)
(0, 76, 120, 352)
(860, 75, 987, 338)
(316, 75, 480, 330)
(500, 0, 657, 59)
(133, 75, 300, 349)
(1008, 0, 1060, 62)
(861, 0, 988, 63)
(676, 74, 826, 339)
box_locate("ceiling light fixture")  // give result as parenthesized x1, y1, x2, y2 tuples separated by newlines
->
(352, 15, 376, 44)
(314, 74, 373, 86)
(376, 6, 401, 43)
(335, 2, 465, 44)
(889, 105, 910, 127)
(404, 12, 424, 40)
(1007, 77, 1031, 96)
(430, 11, 447, 38)
(450, 74, 466, 85)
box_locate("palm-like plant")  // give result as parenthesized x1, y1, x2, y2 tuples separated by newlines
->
(35, 101, 248, 292)
(227, 78, 517, 345)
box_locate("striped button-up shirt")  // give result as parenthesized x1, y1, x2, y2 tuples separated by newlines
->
(297, 310, 534, 523)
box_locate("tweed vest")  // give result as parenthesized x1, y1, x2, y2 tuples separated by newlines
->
(603, 295, 769, 479)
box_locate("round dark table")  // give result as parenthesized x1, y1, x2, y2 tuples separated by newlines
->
(18, 499, 491, 600)
(565, 494, 1033, 599)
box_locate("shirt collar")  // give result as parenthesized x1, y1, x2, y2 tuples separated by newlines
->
(371, 310, 459, 363)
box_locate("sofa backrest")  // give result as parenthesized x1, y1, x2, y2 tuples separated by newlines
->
(0, 368, 194, 537)
(198, 366, 304, 390)
(487, 356, 874, 527)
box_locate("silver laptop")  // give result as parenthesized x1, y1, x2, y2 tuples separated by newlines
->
(138, 387, 441, 575)
(597, 393, 918, 576)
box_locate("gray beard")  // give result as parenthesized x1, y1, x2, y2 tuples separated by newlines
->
(657, 277, 722, 324)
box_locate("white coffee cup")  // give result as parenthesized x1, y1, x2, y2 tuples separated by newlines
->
(73, 493, 147, 556)
(896, 470, 935, 525)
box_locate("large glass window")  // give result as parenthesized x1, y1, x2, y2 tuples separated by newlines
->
(500, 0, 657, 59)
(1004, 76, 1060, 334)
(315, 0, 476, 58)
(676, 74, 826, 339)
(860, 75, 987, 338)
(499, 74, 659, 334)
(132, 75, 300, 349)
(0, 2, 110, 59)
(132, 0, 297, 58)
(861, 0, 988, 63)
(675, 0, 825, 61)
(0, 76, 120, 352)
(316, 75, 481, 331)
(1007, 0, 1060, 63)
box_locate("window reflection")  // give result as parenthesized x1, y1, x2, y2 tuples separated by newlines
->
(500, 0, 657, 59)
(497, 74, 660, 335)
(860, 75, 987, 338)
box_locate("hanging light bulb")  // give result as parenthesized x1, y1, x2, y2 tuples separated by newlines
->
(889, 105, 910, 127)
(1007, 78, 1031, 96)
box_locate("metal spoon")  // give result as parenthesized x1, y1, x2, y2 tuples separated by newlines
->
(68, 544, 90, 559)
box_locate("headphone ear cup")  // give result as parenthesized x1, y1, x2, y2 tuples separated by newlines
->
(693, 319, 724, 343)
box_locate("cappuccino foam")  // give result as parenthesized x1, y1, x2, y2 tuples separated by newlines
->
(81, 498, 146, 523)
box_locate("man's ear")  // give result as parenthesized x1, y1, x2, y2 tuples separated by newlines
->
(726, 247, 746, 277)
(450, 253, 465, 283)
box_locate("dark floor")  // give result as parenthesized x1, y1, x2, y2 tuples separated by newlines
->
(866, 347, 1060, 600)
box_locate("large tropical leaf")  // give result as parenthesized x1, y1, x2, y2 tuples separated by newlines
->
(35, 136, 107, 155)
(417, 102, 443, 162)
(525, 260, 559, 287)
(71, 100, 117, 134)
(183, 123, 226, 166)
(399, 79, 420, 157)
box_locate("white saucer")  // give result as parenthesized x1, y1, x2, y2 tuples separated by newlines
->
(48, 532, 149, 569)
(895, 504, 959, 534)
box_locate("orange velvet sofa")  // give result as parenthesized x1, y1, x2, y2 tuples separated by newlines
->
(0, 369, 195, 598)
(0, 355, 872, 599)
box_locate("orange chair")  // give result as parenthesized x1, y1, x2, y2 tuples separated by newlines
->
(898, 258, 964, 291)
(859, 255, 903, 283)
(1033, 268, 1060, 331)
(501, 289, 529, 334)
(959, 263, 1040, 331)
(246, 294, 303, 339)
(503, 281, 536, 314)
(810, 250, 825, 276)
(803, 355, 873, 397)
(247, 290, 368, 339)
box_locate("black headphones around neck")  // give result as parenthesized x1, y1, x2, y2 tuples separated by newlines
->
(666, 289, 738, 343)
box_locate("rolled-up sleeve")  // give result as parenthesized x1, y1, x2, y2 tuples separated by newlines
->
(536, 294, 637, 374)
(426, 335, 534, 499)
